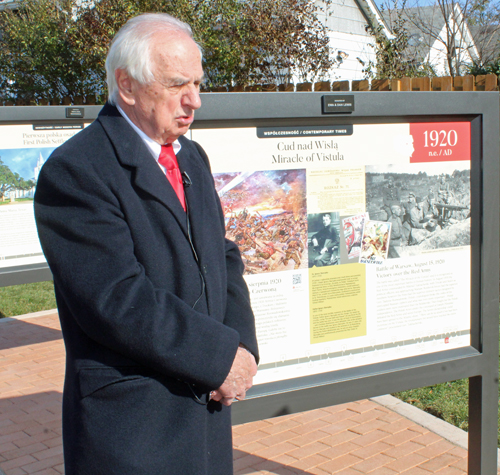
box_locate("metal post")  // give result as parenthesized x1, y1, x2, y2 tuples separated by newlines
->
(468, 374, 499, 474)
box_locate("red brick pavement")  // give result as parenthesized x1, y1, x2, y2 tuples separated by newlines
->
(0, 313, 473, 475)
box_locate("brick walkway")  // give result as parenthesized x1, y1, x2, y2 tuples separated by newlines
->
(0, 312, 473, 474)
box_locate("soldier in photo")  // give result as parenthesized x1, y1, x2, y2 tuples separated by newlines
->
(382, 176, 401, 215)
(388, 204, 409, 258)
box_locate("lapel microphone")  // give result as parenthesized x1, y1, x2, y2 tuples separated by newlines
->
(182, 171, 192, 188)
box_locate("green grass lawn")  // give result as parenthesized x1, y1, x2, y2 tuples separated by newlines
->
(0, 281, 498, 445)
(0, 281, 56, 318)
(0, 198, 34, 205)
(396, 373, 500, 448)
(395, 379, 471, 435)
(395, 325, 500, 448)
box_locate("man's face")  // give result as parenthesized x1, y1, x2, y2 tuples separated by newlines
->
(322, 214, 331, 226)
(118, 32, 204, 144)
(391, 205, 401, 217)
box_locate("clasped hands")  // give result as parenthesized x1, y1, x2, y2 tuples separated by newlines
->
(209, 345, 257, 406)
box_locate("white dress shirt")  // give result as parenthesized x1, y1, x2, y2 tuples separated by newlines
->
(116, 104, 182, 174)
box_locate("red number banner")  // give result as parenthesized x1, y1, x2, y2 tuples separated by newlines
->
(409, 122, 471, 163)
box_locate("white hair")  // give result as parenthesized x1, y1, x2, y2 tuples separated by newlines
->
(105, 13, 199, 105)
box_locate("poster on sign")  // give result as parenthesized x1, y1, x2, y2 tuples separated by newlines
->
(191, 121, 472, 385)
(0, 124, 83, 269)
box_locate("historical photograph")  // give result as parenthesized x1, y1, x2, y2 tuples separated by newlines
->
(365, 162, 471, 258)
(0, 147, 52, 203)
(307, 212, 341, 267)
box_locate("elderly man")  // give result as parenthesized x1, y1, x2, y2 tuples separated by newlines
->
(34, 13, 258, 475)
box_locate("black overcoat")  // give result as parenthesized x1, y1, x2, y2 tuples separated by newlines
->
(34, 104, 259, 475)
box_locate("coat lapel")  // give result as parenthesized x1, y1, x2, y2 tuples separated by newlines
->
(176, 136, 220, 249)
(97, 103, 188, 231)
(176, 137, 208, 217)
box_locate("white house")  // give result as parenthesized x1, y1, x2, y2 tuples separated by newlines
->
(0, 0, 17, 10)
(381, 4, 479, 76)
(316, 0, 393, 80)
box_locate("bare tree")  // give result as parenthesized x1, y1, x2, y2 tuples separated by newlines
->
(466, 0, 500, 68)
(365, 0, 436, 79)
(379, 0, 499, 76)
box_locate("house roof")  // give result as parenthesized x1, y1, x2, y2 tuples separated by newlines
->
(470, 23, 500, 65)
(0, 0, 19, 12)
(381, 4, 478, 65)
(356, 0, 393, 37)
(0, 0, 18, 11)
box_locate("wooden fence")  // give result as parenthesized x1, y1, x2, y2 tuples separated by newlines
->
(1, 74, 498, 106)
(226, 74, 499, 93)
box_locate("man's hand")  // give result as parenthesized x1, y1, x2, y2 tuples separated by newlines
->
(210, 345, 257, 406)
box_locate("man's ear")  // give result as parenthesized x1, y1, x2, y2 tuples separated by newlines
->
(115, 69, 135, 106)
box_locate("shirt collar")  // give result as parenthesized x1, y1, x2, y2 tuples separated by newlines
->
(116, 104, 181, 160)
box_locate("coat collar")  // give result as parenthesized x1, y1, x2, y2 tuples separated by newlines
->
(97, 103, 190, 229)
(175, 137, 211, 237)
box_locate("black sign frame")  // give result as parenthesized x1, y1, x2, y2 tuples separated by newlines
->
(0, 92, 497, 474)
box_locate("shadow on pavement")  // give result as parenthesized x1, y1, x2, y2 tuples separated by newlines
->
(0, 318, 62, 351)
(234, 448, 313, 475)
(0, 390, 63, 475)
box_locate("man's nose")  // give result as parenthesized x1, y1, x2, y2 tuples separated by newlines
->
(183, 85, 202, 110)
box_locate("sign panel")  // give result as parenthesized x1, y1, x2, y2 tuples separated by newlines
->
(191, 121, 472, 386)
(0, 105, 477, 387)
(0, 95, 496, 473)
(0, 116, 473, 385)
(0, 124, 83, 269)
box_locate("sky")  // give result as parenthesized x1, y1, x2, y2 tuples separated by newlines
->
(373, 0, 440, 11)
(0, 148, 55, 182)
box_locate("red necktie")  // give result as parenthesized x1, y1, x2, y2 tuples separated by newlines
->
(158, 144, 186, 211)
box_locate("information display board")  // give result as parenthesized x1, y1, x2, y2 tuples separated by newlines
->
(0, 93, 498, 473)
(190, 93, 498, 474)
(191, 119, 473, 388)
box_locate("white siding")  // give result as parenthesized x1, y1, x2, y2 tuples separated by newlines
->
(323, 0, 372, 36)
(426, 20, 476, 76)
(317, 0, 379, 81)
(329, 31, 376, 80)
